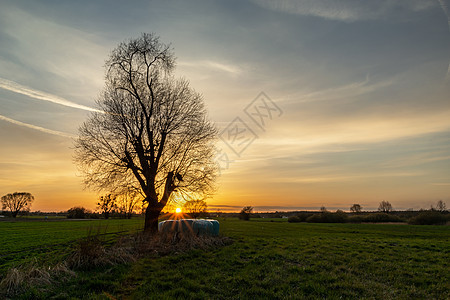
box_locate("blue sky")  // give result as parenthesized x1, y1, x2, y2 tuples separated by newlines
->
(0, 0, 449, 212)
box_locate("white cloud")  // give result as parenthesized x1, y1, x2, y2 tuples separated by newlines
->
(0, 6, 106, 94)
(179, 60, 242, 75)
(250, 0, 436, 22)
(0, 114, 75, 138)
(0, 78, 102, 113)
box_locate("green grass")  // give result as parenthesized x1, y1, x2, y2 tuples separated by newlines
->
(2, 218, 449, 299)
(118, 220, 449, 299)
(0, 218, 143, 273)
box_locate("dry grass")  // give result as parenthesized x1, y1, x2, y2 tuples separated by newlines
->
(1, 230, 232, 298)
(122, 231, 233, 257)
(66, 231, 232, 270)
(0, 263, 74, 297)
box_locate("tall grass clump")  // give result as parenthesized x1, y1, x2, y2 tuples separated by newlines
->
(0, 263, 74, 298)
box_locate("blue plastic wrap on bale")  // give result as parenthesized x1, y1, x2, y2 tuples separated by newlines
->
(158, 219, 219, 236)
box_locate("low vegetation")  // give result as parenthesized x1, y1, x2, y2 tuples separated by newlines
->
(288, 210, 448, 224)
(0, 218, 448, 299)
(408, 211, 448, 225)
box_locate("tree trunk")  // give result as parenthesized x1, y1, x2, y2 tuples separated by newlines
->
(144, 204, 161, 233)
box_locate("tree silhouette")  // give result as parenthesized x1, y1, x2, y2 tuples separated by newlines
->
(378, 201, 393, 213)
(67, 207, 88, 219)
(75, 33, 217, 232)
(183, 199, 208, 218)
(1, 192, 34, 218)
(239, 206, 253, 221)
(435, 200, 447, 212)
(97, 194, 118, 219)
(350, 204, 362, 213)
(116, 189, 141, 219)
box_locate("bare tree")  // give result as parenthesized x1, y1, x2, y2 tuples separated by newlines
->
(239, 206, 253, 221)
(97, 194, 118, 219)
(75, 33, 217, 232)
(434, 200, 447, 212)
(438, 200, 447, 211)
(117, 188, 142, 219)
(1, 192, 34, 218)
(378, 201, 393, 213)
(183, 199, 208, 218)
(350, 204, 362, 213)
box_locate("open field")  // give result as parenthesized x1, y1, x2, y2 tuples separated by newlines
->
(1, 218, 449, 299)
(0, 218, 143, 274)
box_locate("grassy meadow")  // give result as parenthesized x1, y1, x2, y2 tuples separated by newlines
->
(0, 218, 143, 274)
(0, 217, 449, 299)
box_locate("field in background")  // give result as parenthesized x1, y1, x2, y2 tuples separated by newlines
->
(1, 218, 449, 298)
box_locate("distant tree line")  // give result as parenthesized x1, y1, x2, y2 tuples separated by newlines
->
(231, 201, 448, 225)
(286, 200, 448, 225)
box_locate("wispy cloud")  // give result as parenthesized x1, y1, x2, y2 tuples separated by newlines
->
(0, 78, 102, 112)
(179, 60, 242, 75)
(0, 114, 75, 138)
(250, 0, 436, 22)
(291, 76, 394, 104)
(271, 171, 423, 184)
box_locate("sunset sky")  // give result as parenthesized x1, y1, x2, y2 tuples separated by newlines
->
(1, 0, 449, 212)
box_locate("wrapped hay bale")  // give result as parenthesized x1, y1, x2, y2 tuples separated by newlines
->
(158, 219, 219, 236)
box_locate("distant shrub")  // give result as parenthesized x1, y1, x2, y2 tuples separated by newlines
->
(297, 213, 311, 222)
(239, 206, 253, 221)
(363, 213, 402, 223)
(408, 211, 447, 225)
(288, 216, 301, 223)
(306, 211, 348, 223)
(88, 212, 100, 219)
(305, 214, 322, 223)
(288, 213, 310, 223)
(348, 215, 365, 223)
(67, 207, 88, 219)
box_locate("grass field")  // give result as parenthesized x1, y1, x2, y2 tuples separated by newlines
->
(0, 218, 143, 274)
(1, 218, 449, 299)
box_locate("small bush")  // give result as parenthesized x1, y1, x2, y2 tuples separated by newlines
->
(306, 211, 348, 223)
(87, 212, 100, 219)
(363, 213, 402, 223)
(288, 216, 301, 223)
(67, 207, 88, 219)
(239, 206, 253, 221)
(348, 215, 365, 223)
(305, 214, 322, 223)
(288, 213, 312, 223)
(408, 211, 447, 225)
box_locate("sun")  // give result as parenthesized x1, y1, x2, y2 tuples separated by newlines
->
(175, 207, 182, 214)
